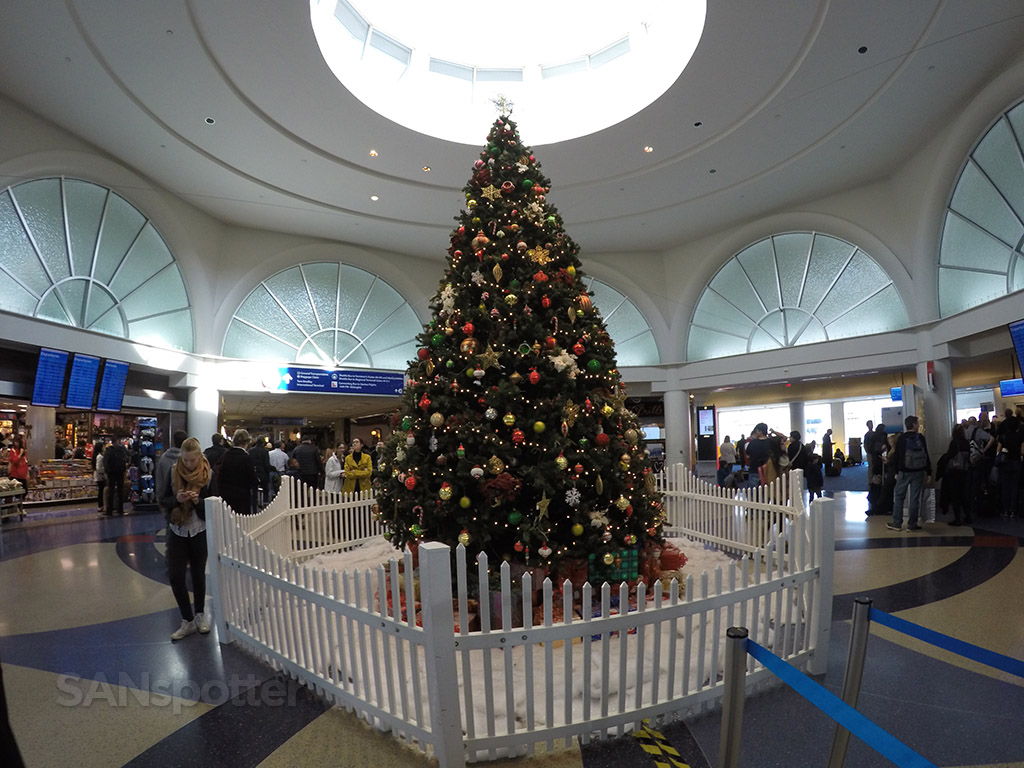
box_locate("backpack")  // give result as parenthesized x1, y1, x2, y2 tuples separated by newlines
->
(968, 427, 988, 465)
(903, 432, 927, 471)
(105, 444, 128, 477)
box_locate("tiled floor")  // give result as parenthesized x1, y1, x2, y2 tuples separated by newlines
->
(1, 492, 1022, 767)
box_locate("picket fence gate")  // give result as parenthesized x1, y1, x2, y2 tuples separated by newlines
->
(206, 468, 834, 767)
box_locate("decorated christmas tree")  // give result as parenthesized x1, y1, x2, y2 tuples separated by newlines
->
(375, 111, 664, 581)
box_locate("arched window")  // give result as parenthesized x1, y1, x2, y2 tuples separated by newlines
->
(223, 262, 420, 370)
(0, 178, 193, 350)
(688, 232, 908, 361)
(582, 276, 660, 365)
(939, 98, 1024, 317)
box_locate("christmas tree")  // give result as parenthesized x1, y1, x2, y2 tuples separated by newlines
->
(376, 112, 664, 581)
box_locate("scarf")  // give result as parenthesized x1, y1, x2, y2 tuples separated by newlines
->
(170, 454, 211, 526)
(351, 450, 363, 463)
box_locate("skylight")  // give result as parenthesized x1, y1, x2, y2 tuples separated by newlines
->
(310, 0, 705, 145)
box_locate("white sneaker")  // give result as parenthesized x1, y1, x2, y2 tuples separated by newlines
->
(171, 619, 196, 641)
(194, 612, 211, 634)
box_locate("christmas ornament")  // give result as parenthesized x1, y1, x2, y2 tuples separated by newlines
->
(528, 368, 540, 385)
(601, 404, 614, 417)
(533, 421, 546, 433)
(471, 466, 484, 479)
(406, 431, 416, 446)
(401, 416, 412, 430)
(586, 359, 601, 373)
(512, 429, 525, 443)
(539, 545, 552, 558)
(459, 496, 471, 509)
(457, 444, 466, 458)
(485, 408, 498, 421)
(503, 412, 515, 426)
(595, 431, 610, 447)
(488, 455, 506, 474)
(462, 321, 475, 336)
(430, 412, 444, 427)
(439, 483, 453, 500)
(417, 348, 430, 360)
(431, 333, 444, 347)
(555, 454, 568, 470)
(573, 342, 585, 355)
(514, 541, 524, 552)
(405, 475, 417, 490)
(603, 552, 615, 566)
(508, 510, 522, 525)
(624, 534, 637, 546)
(574, 463, 584, 474)
(410, 524, 423, 537)
(460, 338, 478, 354)
(625, 428, 639, 445)
(571, 523, 584, 537)
(615, 495, 630, 510)
(566, 488, 582, 506)
(458, 530, 470, 546)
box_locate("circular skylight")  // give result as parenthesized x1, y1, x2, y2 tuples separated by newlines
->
(310, 0, 705, 145)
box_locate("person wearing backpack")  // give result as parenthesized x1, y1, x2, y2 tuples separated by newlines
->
(966, 416, 996, 518)
(940, 424, 972, 525)
(887, 415, 931, 532)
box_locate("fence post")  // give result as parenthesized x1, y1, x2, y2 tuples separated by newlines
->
(718, 626, 749, 768)
(203, 497, 232, 644)
(418, 541, 465, 768)
(826, 597, 873, 768)
(807, 497, 834, 675)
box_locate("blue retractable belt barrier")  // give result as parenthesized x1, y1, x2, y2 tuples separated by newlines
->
(869, 607, 1024, 679)
(746, 640, 937, 768)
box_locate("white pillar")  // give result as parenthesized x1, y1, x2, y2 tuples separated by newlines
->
(188, 384, 221, 447)
(789, 401, 805, 438)
(663, 389, 690, 468)
(25, 405, 56, 464)
(830, 402, 846, 454)
(917, 358, 953, 455)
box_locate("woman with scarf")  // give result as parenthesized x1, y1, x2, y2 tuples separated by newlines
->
(342, 437, 373, 494)
(161, 437, 213, 641)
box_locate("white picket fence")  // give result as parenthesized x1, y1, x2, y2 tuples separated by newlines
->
(206, 469, 834, 768)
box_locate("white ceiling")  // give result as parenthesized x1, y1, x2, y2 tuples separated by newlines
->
(2, 0, 1023, 423)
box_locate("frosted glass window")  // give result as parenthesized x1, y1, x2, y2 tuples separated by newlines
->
(688, 232, 908, 361)
(939, 98, 1024, 317)
(582, 277, 660, 365)
(224, 262, 423, 370)
(0, 177, 193, 350)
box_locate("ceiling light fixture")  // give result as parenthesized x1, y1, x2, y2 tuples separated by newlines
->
(643, 146, 653, 153)
(370, 195, 379, 201)
(205, 117, 215, 125)
(369, 149, 378, 157)
(422, 166, 431, 172)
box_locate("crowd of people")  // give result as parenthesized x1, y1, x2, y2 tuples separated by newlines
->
(718, 407, 1024, 528)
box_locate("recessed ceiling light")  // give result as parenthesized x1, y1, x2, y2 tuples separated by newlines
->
(858, 46, 868, 54)
(643, 146, 654, 153)
(205, 117, 215, 125)
(370, 195, 379, 201)
(422, 166, 431, 172)
(369, 149, 379, 157)
(709, 168, 717, 174)
(693, 120, 703, 127)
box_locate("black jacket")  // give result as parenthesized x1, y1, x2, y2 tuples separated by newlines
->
(217, 447, 259, 515)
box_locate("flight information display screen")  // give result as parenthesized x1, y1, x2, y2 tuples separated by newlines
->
(96, 359, 130, 412)
(65, 353, 101, 409)
(31, 348, 69, 407)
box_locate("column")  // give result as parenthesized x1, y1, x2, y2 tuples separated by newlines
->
(25, 406, 56, 464)
(829, 402, 846, 455)
(789, 401, 805, 438)
(917, 358, 953, 455)
(663, 389, 690, 469)
(188, 384, 220, 448)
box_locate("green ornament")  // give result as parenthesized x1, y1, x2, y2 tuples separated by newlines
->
(431, 333, 444, 347)
(586, 359, 601, 372)
(510, 279, 520, 289)
(533, 421, 546, 433)
(410, 524, 423, 537)
(508, 511, 522, 525)
(459, 496, 471, 509)
(518, 343, 532, 355)
(578, 437, 589, 448)
(446, 359, 455, 368)
(401, 416, 412, 430)
(522, 178, 533, 189)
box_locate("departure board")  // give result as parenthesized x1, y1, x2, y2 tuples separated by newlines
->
(96, 359, 129, 412)
(65, 353, 101, 409)
(31, 348, 69, 407)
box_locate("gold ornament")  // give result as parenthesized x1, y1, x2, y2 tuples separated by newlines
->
(481, 184, 501, 201)
(625, 428, 639, 445)
(477, 345, 500, 370)
(596, 475, 604, 495)
(425, 360, 434, 376)
(601, 404, 614, 417)
(615, 495, 630, 510)
(562, 401, 580, 427)
(509, 372, 522, 384)
(528, 246, 552, 265)
(460, 338, 479, 354)
(578, 294, 592, 312)
(430, 412, 444, 427)
(505, 294, 518, 306)
(555, 455, 568, 470)
(493, 264, 503, 282)
(487, 455, 506, 474)
(645, 472, 657, 492)
(603, 552, 615, 565)
(536, 492, 551, 518)
(458, 530, 470, 546)
(567, 307, 576, 325)
(503, 412, 515, 426)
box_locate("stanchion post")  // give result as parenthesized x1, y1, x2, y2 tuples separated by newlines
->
(718, 627, 749, 768)
(826, 597, 873, 768)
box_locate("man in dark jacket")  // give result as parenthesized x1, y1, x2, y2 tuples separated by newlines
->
(217, 429, 259, 515)
(290, 436, 321, 489)
(248, 436, 272, 507)
(887, 415, 931, 532)
(203, 434, 228, 483)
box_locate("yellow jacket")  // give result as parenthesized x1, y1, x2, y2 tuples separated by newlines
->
(342, 452, 373, 493)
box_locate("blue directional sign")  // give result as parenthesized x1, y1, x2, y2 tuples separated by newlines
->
(272, 367, 405, 396)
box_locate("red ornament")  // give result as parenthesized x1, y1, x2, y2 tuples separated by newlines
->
(405, 475, 417, 490)
(545, 336, 556, 350)
(626, 505, 634, 517)
(512, 429, 525, 443)
(528, 368, 540, 385)
(595, 432, 611, 447)
(574, 463, 584, 474)
(541, 295, 551, 308)
(573, 342, 585, 355)
(417, 348, 430, 360)
(419, 394, 431, 409)
(514, 541, 524, 552)
(534, 271, 548, 283)
(462, 322, 475, 336)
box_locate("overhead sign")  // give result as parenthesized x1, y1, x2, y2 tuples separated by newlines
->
(269, 367, 405, 396)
